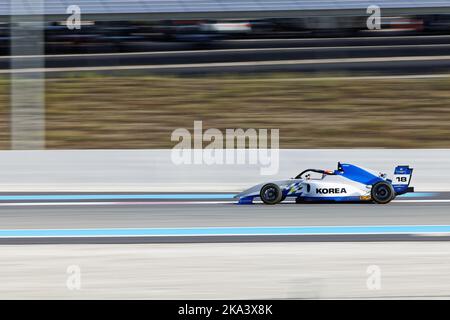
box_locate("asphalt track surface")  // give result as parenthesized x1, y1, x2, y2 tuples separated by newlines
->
(0, 192, 449, 244)
(6, 34, 450, 75)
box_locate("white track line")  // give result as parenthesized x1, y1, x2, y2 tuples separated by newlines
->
(4, 43, 450, 59)
(254, 199, 450, 204)
(207, 74, 450, 81)
(227, 34, 450, 42)
(0, 201, 233, 206)
(0, 199, 445, 206)
(3, 55, 450, 74)
(393, 199, 450, 203)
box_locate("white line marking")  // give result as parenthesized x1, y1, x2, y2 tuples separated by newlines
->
(4, 43, 450, 59)
(3, 223, 450, 232)
(277, 199, 450, 203)
(0, 232, 440, 238)
(213, 74, 450, 81)
(226, 34, 450, 42)
(0, 201, 232, 206)
(392, 199, 450, 203)
(0, 230, 449, 238)
(0, 202, 116, 206)
(3, 55, 450, 74)
(0, 198, 445, 206)
(413, 233, 450, 237)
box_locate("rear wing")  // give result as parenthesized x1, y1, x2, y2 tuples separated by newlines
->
(392, 165, 414, 195)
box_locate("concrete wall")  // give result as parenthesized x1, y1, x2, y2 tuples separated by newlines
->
(0, 149, 448, 192)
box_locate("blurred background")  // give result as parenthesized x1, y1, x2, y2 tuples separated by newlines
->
(1, 1, 450, 300)
(1, 0, 450, 149)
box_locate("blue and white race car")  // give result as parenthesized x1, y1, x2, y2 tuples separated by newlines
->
(235, 162, 414, 205)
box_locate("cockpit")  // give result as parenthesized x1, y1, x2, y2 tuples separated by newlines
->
(294, 162, 345, 180)
(295, 169, 335, 180)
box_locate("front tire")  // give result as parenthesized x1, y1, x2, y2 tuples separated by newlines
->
(260, 183, 282, 205)
(371, 181, 395, 204)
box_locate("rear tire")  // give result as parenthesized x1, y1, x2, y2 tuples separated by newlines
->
(260, 183, 282, 205)
(371, 181, 395, 204)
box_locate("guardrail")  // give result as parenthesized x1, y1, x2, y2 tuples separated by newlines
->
(3, 0, 450, 22)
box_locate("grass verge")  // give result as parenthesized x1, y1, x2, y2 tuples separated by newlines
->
(1, 73, 450, 148)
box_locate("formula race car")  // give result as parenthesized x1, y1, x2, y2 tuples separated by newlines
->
(235, 162, 414, 205)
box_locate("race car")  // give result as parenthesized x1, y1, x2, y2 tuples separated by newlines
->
(235, 162, 414, 205)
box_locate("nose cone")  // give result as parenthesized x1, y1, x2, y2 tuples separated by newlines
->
(234, 183, 265, 199)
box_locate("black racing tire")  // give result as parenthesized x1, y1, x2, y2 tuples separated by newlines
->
(260, 183, 283, 205)
(371, 181, 395, 204)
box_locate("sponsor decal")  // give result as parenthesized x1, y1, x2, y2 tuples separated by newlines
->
(288, 183, 303, 194)
(315, 188, 347, 194)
